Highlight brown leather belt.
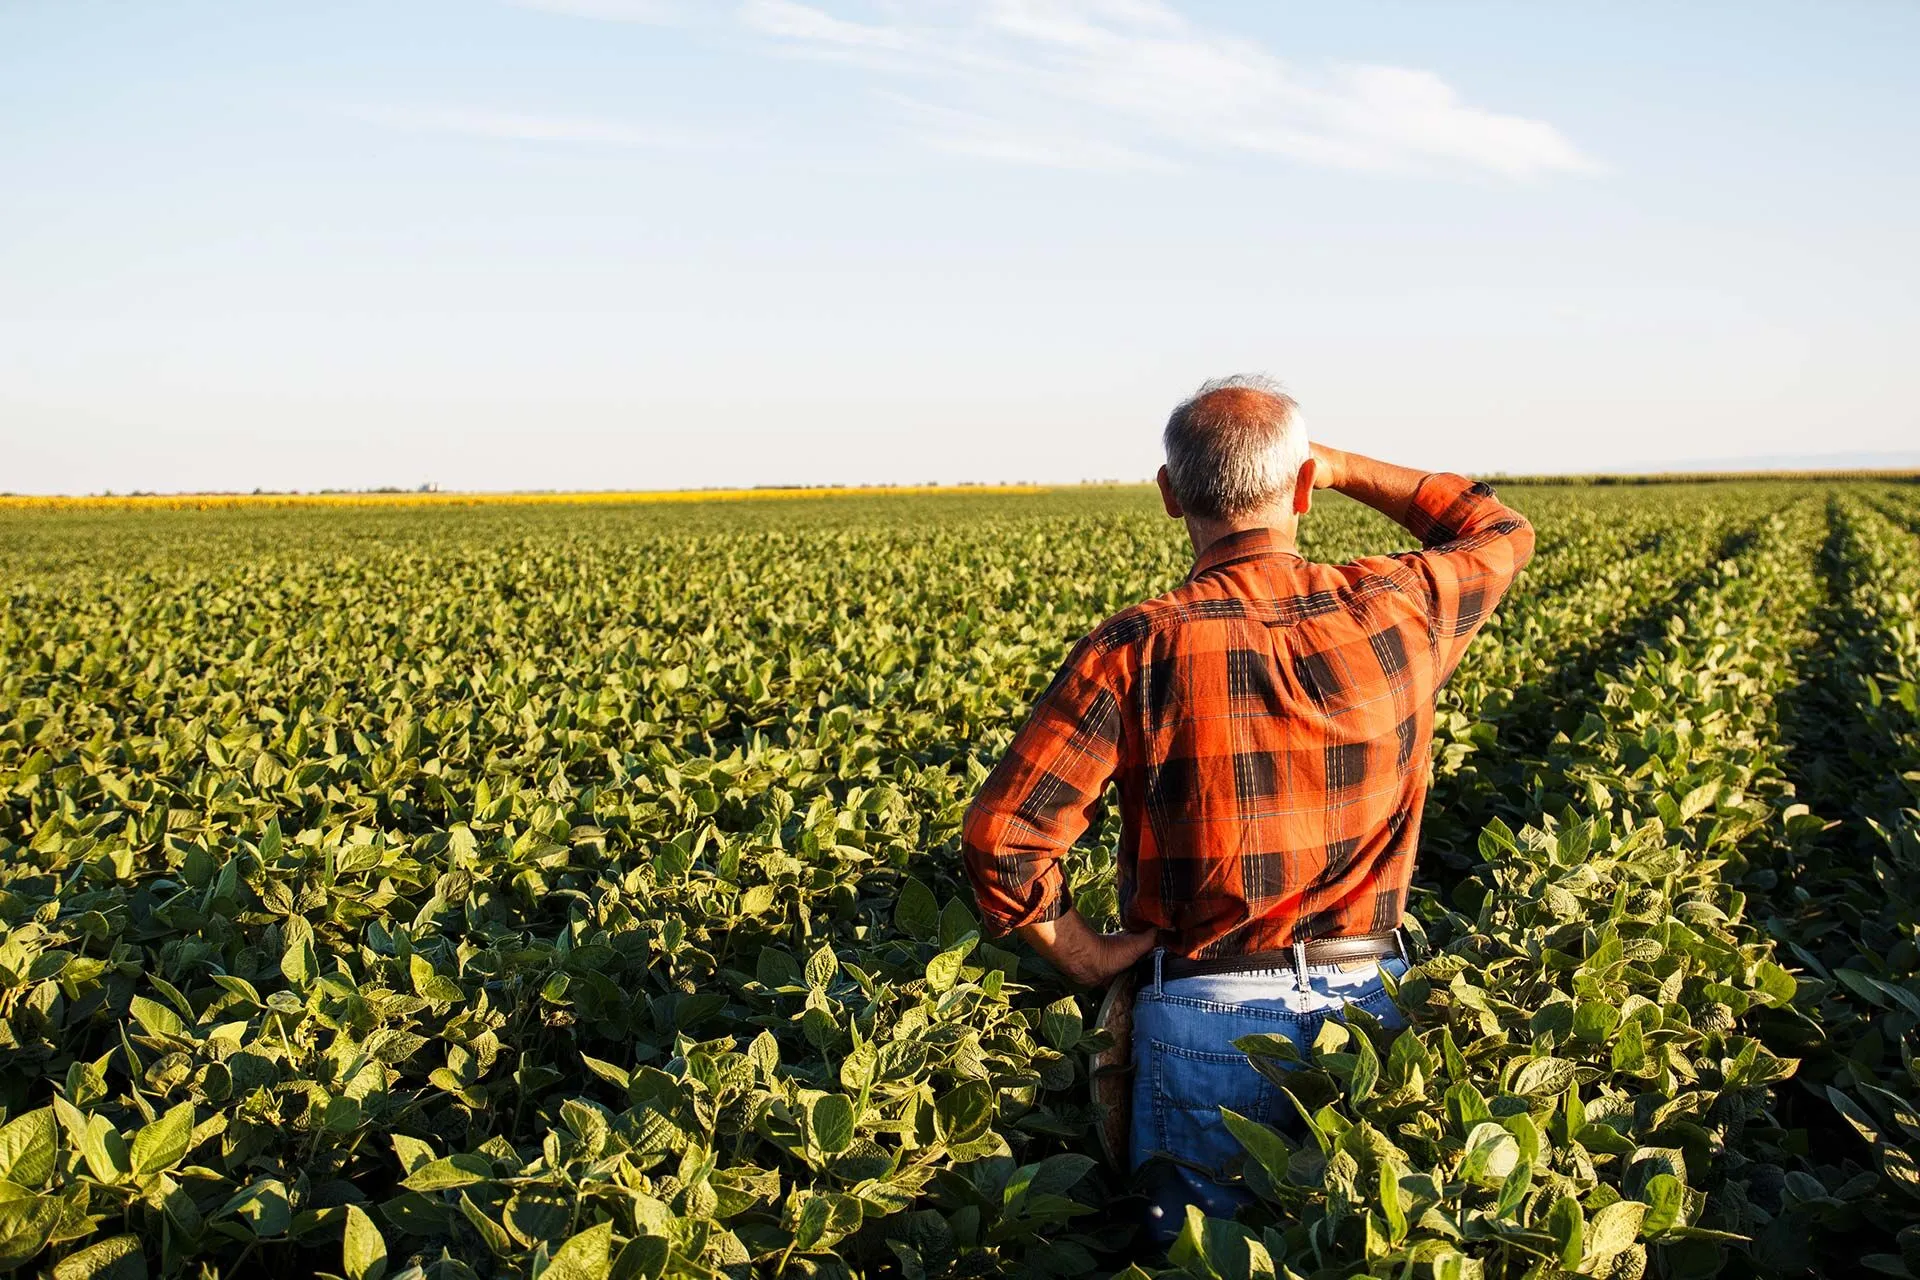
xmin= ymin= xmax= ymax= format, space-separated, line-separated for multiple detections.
xmin=1158 ymin=930 xmax=1404 ymax=980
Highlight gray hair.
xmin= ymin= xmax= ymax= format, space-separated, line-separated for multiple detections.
xmin=1162 ymin=375 xmax=1309 ymax=521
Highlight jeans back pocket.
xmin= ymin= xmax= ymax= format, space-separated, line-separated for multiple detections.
xmin=1149 ymin=1039 xmax=1276 ymax=1178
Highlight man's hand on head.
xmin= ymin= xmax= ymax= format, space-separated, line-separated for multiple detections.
xmin=1015 ymin=910 xmax=1159 ymax=988
xmin=1309 ymin=442 xmax=1345 ymax=490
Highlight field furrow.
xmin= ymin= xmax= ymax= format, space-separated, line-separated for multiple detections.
xmin=1760 ymin=495 xmax=1920 ymax=1271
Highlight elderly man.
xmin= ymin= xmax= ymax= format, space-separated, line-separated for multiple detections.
xmin=961 ymin=375 xmax=1533 ymax=1239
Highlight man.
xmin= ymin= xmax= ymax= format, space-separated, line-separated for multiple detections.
xmin=960 ymin=375 xmax=1534 ymax=1239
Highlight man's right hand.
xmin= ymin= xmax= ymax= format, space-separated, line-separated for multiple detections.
xmin=1309 ymin=442 xmax=1346 ymax=490
xmin=1307 ymin=442 xmax=1429 ymax=529
xmin=1016 ymin=911 xmax=1159 ymax=988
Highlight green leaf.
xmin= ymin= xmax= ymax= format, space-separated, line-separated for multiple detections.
xmin=579 ymin=1055 xmax=630 ymax=1090
xmin=1585 ymin=1198 xmax=1648 ymax=1260
xmin=935 ymin=1080 xmax=992 ymax=1144
xmin=458 ymin=1194 xmax=515 ymax=1257
xmin=894 ymin=878 xmax=939 ymax=940
xmin=391 ymin=1133 xmax=436 ymax=1174
xmin=342 ymin=1203 xmax=388 ymax=1280
xmin=126 ymin=995 xmax=186 ymax=1040
xmin=1039 ymin=996 xmax=1083 ymax=1050
xmin=1232 ymin=1033 xmax=1302 ymax=1064
xmin=1028 ymin=1153 xmax=1096 ymax=1197
xmin=1611 ymin=1018 xmax=1648 ymax=1075
xmin=0 ymin=1194 xmax=62 ymax=1272
xmin=792 ymin=1194 xmax=831 ymax=1250
xmin=1547 ymin=1194 xmax=1584 ymax=1267
xmin=0 ymin=1109 xmax=57 ymax=1188
xmin=839 ymin=1040 xmax=878 ymax=1092
xmin=925 ymin=936 xmax=976 ymax=993
xmin=805 ymin=944 xmax=839 ymax=990
xmin=1445 ymin=1081 xmax=1492 ymax=1132
xmin=223 ymin=1178 xmax=291 ymax=1238
xmin=1348 ymin=1027 xmax=1380 ymax=1104
xmin=281 ymin=919 xmax=317 ymax=989
xmin=1439 ymin=1025 xmax=1467 ymax=1081
xmin=504 ymin=1190 xmax=571 ymax=1249
xmin=1222 ymin=1108 xmax=1293 ymax=1185
xmin=1511 ymin=1057 xmax=1577 ymax=1097
xmin=1826 ymin=1086 xmax=1881 ymax=1142
xmin=129 ymin=1102 xmax=194 ymax=1177
xmin=1379 ymin=1160 xmax=1408 ymax=1243
xmin=938 ymin=897 xmax=978 ymax=947
xmin=1494 ymin=1159 xmax=1533 ymax=1219
xmin=1460 ymin=1121 xmax=1519 ymax=1188
xmin=749 ymin=1030 xmax=780 ymax=1079
xmin=1573 ymin=1000 xmax=1619 ymax=1042
xmin=400 ymin=1153 xmax=493 ymax=1192
xmin=1642 ymin=1172 xmax=1685 ymax=1235
xmin=810 ymin=1094 xmax=855 ymax=1154
xmin=756 ymin=948 xmax=803 ymax=989
xmin=1166 ymin=1205 xmax=1216 ymax=1279
xmin=1503 ymin=1110 xmax=1543 ymax=1166
xmin=1679 ymin=780 xmax=1721 ymax=820
xmin=57 ymin=1103 xmax=129 ymax=1184
xmin=1753 ymin=959 xmax=1799 ymax=1007
xmin=544 ymin=1221 xmax=614 ymax=1280
xmin=49 ymin=1232 xmax=144 ymax=1280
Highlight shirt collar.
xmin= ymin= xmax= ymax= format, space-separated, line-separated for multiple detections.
xmin=1188 ymin=527 xmax=1303 ymax=582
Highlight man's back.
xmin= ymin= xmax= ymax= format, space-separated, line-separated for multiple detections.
xmin=964 ymin=472 xmax=1533 ymax=957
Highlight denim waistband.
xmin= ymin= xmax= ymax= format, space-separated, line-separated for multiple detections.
xmin=1144 ymin=947 xmax=1406 ymax=998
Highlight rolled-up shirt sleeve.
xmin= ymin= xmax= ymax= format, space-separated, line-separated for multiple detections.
xmin=1378 ymin=473 xmax=1535 ymax=680
xmin=962 ymin=637 xmax=1125 ymax=936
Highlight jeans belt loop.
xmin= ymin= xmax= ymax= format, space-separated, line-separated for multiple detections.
xmin=1292 ymin=940 xmax=1308 ymax=989
xmin=1394 ymin=927 xmax=1411 ymax=966
xmin=1151 ymin=946 xmax=1165 ymax=996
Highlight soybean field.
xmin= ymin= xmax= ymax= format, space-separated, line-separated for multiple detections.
xmin=3 ymin=481 xmax=1919 ymax=1280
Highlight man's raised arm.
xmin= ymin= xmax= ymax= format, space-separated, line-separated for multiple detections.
xmin=1311 ymin=443 xmax=1536 ymax=677
xmin=961 ymin=637 xmax=1158 ymax=986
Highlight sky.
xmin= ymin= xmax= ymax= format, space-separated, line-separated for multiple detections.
xmin=3 ymin=0 xmax=1917 ymax=494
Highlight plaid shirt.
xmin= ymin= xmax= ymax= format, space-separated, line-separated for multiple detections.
xmin=962 ymin=473 xmax=1534 ymax=958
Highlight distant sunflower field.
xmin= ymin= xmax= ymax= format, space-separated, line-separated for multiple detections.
xmin=2 ymin=482 xmax=1917 ymax=1279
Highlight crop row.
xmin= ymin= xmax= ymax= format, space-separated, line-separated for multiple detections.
xmin=1752 ymin=495 xmax=1920 ymax=1274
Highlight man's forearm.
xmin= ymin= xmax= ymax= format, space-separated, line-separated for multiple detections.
xmin=1015 ymin=910 xmax=1158 ymax=988
xmin=1313 ymin=444 xmax=1431 ymax=531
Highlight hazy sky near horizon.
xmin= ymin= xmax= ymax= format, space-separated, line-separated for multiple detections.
xmin=3 ymin=1 xmax=1916 ymax=494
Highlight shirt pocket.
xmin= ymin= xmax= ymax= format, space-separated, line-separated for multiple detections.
xmin=1148 ymin=1040 xmax=1277 ymax=1179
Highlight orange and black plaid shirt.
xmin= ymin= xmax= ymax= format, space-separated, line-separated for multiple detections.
xmin=962 ymin=473 xmax=1534 ymax=958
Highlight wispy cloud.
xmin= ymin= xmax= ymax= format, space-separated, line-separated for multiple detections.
xmin=891 ymin=97 xmax=1173 ymax=173
xmin=738 ymin=0 xmax=910 ymax=50
xmin=731 ymin=0 xmax=1602 ymax=178
xmin=475 ymin=0 xmax=1599 ymax=177
xmin=340 ymin=104 xmax=698 ymax=147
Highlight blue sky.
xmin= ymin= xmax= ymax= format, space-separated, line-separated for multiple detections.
xmin=3 ymin=1 xmax=1916 ymax=493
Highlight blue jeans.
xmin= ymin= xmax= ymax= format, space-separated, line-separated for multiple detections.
xmin=1128 ymin=950 xmax=1409 ymax=1244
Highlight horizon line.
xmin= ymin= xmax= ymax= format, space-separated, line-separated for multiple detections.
xmin=6 ymin=467 xmax=1920 ymax=509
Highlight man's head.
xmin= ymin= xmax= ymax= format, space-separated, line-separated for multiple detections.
xmin=1158 ymin=375 xmax=1313 ymax=535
